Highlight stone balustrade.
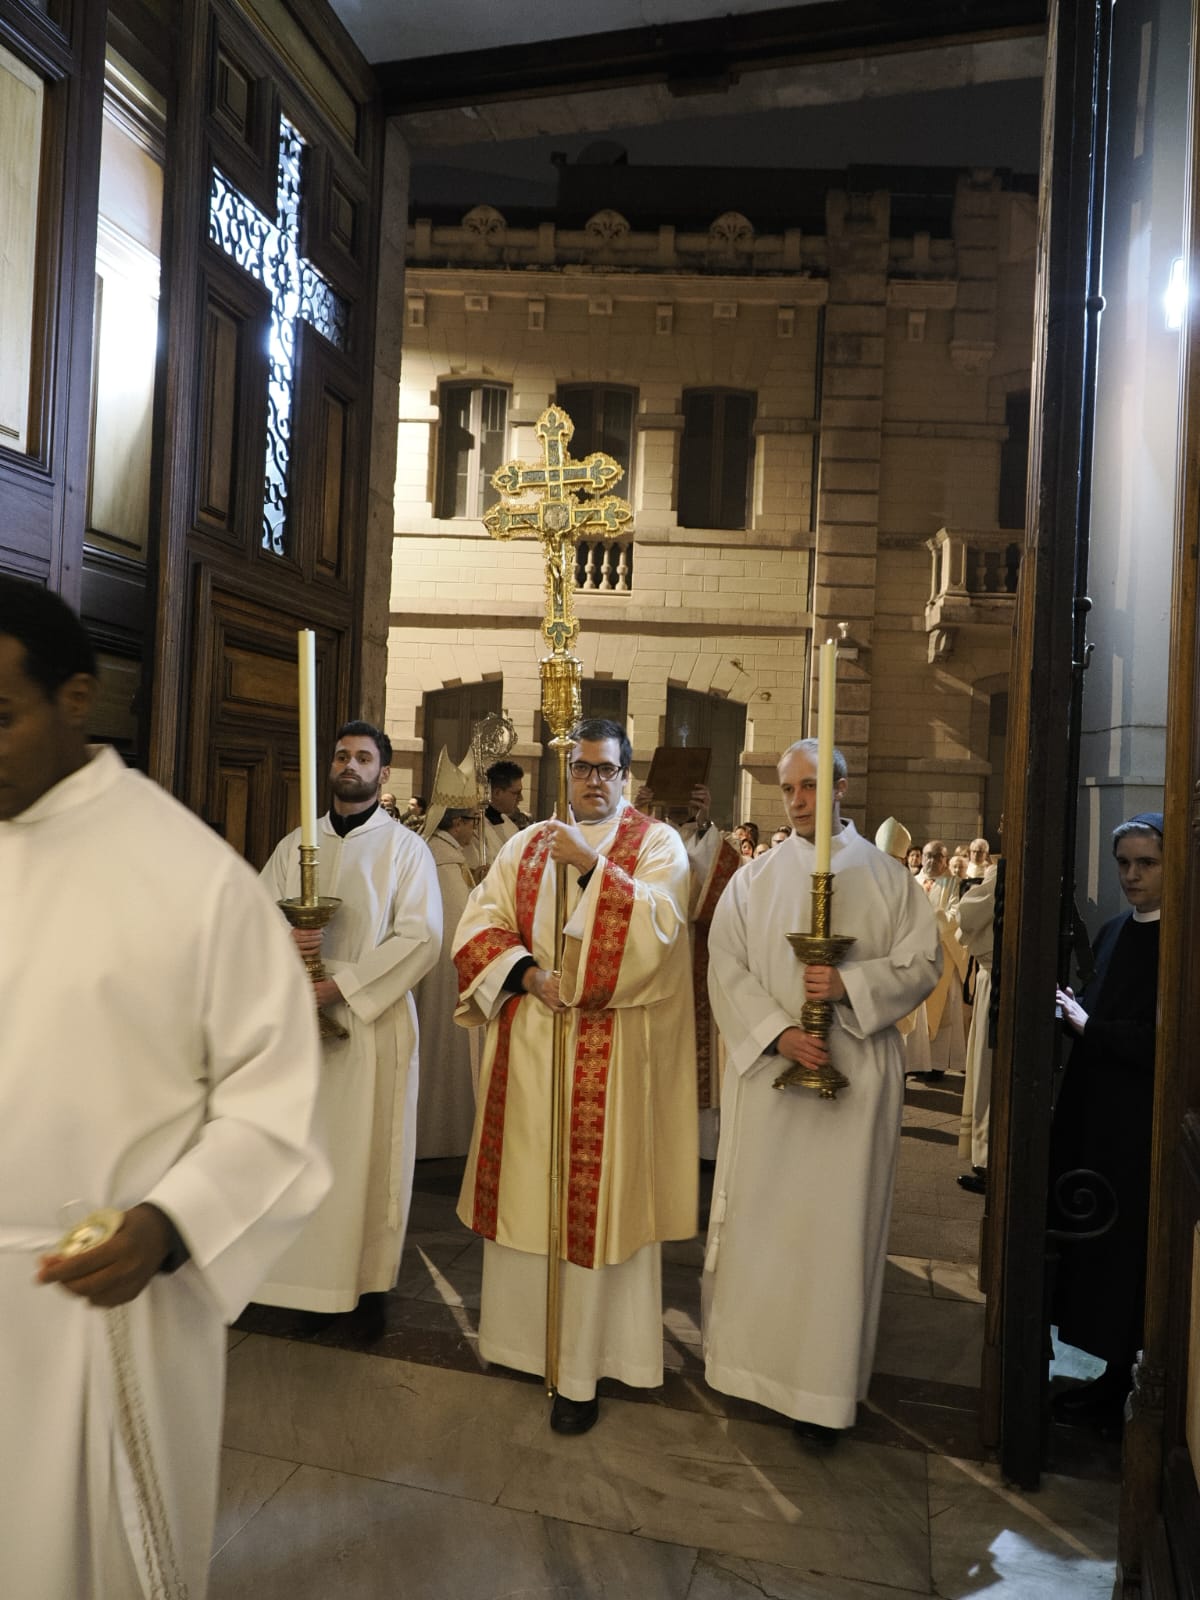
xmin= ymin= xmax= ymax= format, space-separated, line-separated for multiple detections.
xmin=925 ymin=527 xmax=1021 ymax=661
xmin=575 ymin=538 xmax=634 ymax=594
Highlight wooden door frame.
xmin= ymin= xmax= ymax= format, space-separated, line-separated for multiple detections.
xmin=1122 ymin=3 xmax=1200 ymax=1590
xmin=980 ymin=0 xmax=1112 ymax=1489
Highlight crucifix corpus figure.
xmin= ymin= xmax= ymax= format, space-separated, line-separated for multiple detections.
xmin=450 ymin=406 xmax=699 ymax=1436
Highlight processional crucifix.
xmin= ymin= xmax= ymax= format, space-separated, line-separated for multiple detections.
xmin=482 ymin=404 xmax=632 ymax=1398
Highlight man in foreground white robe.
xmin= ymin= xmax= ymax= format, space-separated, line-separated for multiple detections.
xmin=453 ymin=719 xmax=697 ymax=1433
xmin=259 ymin=721 xmax=440 ymax=1325
xmin=704 ymin=739 xmax=941 ymax=1443
xmin=0 ymin=578 xmax=328 ymax=1600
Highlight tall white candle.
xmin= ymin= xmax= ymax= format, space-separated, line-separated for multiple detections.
xmin=298 ymin=629 xmax=318 ymax=848
xmin=814 ymin=636 xmax=837 ymax=874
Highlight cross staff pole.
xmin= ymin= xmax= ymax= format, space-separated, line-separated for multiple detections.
xmin=483 ymin=405 xmax=632 ymax=1398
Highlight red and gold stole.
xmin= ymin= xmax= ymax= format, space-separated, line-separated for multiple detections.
xmin=690 ymin=835 xmax=740 ymax=1109
xmin=463 ymin=826 xmax=554 ymax=1240
xmin=565 ymin=805 xmax=652 ymax=1267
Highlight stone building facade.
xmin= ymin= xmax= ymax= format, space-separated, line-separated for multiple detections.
xmin=386 ymin=168 xmax=1035 ymax=845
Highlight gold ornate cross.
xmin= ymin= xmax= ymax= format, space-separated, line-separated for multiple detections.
xmin=483 ymin=405 xmax=632 ymax=654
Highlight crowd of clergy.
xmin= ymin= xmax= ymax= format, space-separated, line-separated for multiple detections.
xmin=2 ymin=573 xmax=1158 ymax=1598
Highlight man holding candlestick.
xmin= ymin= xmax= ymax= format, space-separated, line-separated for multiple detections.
xmin=703 ymin=737 xmax=941 ymax=1446
xmin=259 ymin=720 xmax=441 ymax=1334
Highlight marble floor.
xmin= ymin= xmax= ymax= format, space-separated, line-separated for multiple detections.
xmin=218 ymin=1072 xmax=1120 ymax=1598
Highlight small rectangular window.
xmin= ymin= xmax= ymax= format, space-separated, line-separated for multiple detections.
xmin=678 ymin=389 xmax=756 ymax=530
xmin=556 ymin=384 xmax=636 ymax=493
xmin=435 ymin=382 xmax=509 ymax=519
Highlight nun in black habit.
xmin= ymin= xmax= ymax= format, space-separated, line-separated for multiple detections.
xmin=1049 ymin=812 xmax=1163 ymax=1431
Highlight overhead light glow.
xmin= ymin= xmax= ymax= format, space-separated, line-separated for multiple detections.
xmin=1165 ymin=256 xmax=1188 ymax=331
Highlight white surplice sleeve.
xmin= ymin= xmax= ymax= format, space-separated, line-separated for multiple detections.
xmin=707 ymin=870 xmax=796 ymax=1077
xmin=452 ymin=830 xmax=533 ymax=1024
xmin=836 ymin=871 xmax=943 ymax=1040
xmin=144 ymin=859 xmax=329 ymax=1321
xmin=331 ymin=833 xmax=442 ymax=1024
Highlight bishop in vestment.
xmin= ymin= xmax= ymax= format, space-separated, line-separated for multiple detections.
xmin=704 ymin=739 xmax=941 ymax=1443
xmin=0 ymin=579 xmax=328 ymax=1599
xmin=259 ymin=721 xmax=441 ymax=1323
xmin=453 ymin=719 xmax=698 ymax=1433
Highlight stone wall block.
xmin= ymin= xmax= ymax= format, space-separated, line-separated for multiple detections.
xmin=824 ymin=366 xmax=885 ymax=400
xmin=813 ymin=585 xmax=876 ymax=619
xmin=825 ymin=303 xmax=888 ymax=336
xmin=821 ymin=458 xmax=881 ymax=493
xmin=819 ymin=491 xmax=880 ymax=525
xmin=821 ymin=398 xmax=885 ymax=430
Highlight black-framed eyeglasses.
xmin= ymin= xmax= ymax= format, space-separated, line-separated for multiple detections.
xmin=569 ymin=761 xmax=624 ymax=782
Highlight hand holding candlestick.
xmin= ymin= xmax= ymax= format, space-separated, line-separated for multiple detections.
xmin=775 ymin=627 xmax=853 ymax=1097
xmin=279 ymin=629 xmax=347 ymax=1040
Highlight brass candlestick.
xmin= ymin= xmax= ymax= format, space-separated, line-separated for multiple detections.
xmin=775 ymin=871 xmax=854 ymax=1099
xmin=279 ymin=844 xmax=348 ymax=1041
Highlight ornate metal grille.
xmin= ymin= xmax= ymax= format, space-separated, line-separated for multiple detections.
xmin=208 ymin=116 xmax=348 ymax=556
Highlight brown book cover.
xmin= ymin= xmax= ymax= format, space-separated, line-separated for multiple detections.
xmin=644 ymin=746 xmax=711 ymax=808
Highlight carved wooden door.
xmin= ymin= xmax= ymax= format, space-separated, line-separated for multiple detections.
xmin=978 ymin=0 xmax=1110 ymax=1488
xmin=148 ymin=0 xmax=381 ymax=864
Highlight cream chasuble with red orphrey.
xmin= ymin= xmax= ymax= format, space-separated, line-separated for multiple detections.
xmin=453 ymin=803 xmax=698 ymax=1269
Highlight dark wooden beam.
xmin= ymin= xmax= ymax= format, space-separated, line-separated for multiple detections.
xmin=375 ymin=0 xmax=1046 ymax=116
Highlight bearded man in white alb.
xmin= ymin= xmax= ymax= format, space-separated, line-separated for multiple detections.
xmin=0 ymin=577 xmax=327 ymax=1599
xmin=259 ymin=720 xmax=440 ymax=1336
xmin=453 ymin=718 xmax=697 ymax=1435
xmin=704 ymin=739 xmax=941 ymax=1446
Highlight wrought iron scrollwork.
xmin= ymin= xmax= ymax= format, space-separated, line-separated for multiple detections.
xmin=208 ymin=116 xmax=348 ymax=557
xmin=1047 ymin=1167 xmax=1119 ymax=1242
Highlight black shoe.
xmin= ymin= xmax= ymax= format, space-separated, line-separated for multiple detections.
xmin=550 ymin=1393 xmax=600 ymax=1435
xmin=906 ymin=1070 xmax=945 ymax=1084
xmin=957 ymin=1172 xmax=986 ymax=1195
xmin=792 ymin=1419 xmax=844 ymax=1449
xmin=351 ymin=1291 xmax=388 ymax=1342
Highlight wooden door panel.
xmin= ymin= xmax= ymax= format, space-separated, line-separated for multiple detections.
xmin=195 ymin=270 xmax=270 ymax=545
xmin=205 ymin=10 xmax=280 ymax=217
xmin=187 ymin=572 xmax=348 ymax=863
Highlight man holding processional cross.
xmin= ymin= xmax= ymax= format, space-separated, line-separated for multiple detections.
xmin=451 ymin=407 xmax=698 ymax=1434
xmin=703 ymin=674 xmax=942 ymax=1446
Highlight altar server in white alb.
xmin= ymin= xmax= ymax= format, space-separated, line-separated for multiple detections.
xmin=453 ymin=719 xmax=698 ymax=1435
xmin=0 ymin=577 xmax=328 ymax=1600
xmin=259 ymin=720 xmax=441 ymax=1333
xmin=415 ymin=747 xmax=483 ymax=1158
xmin=704 ymin=738 xmax=941 ymax=1446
